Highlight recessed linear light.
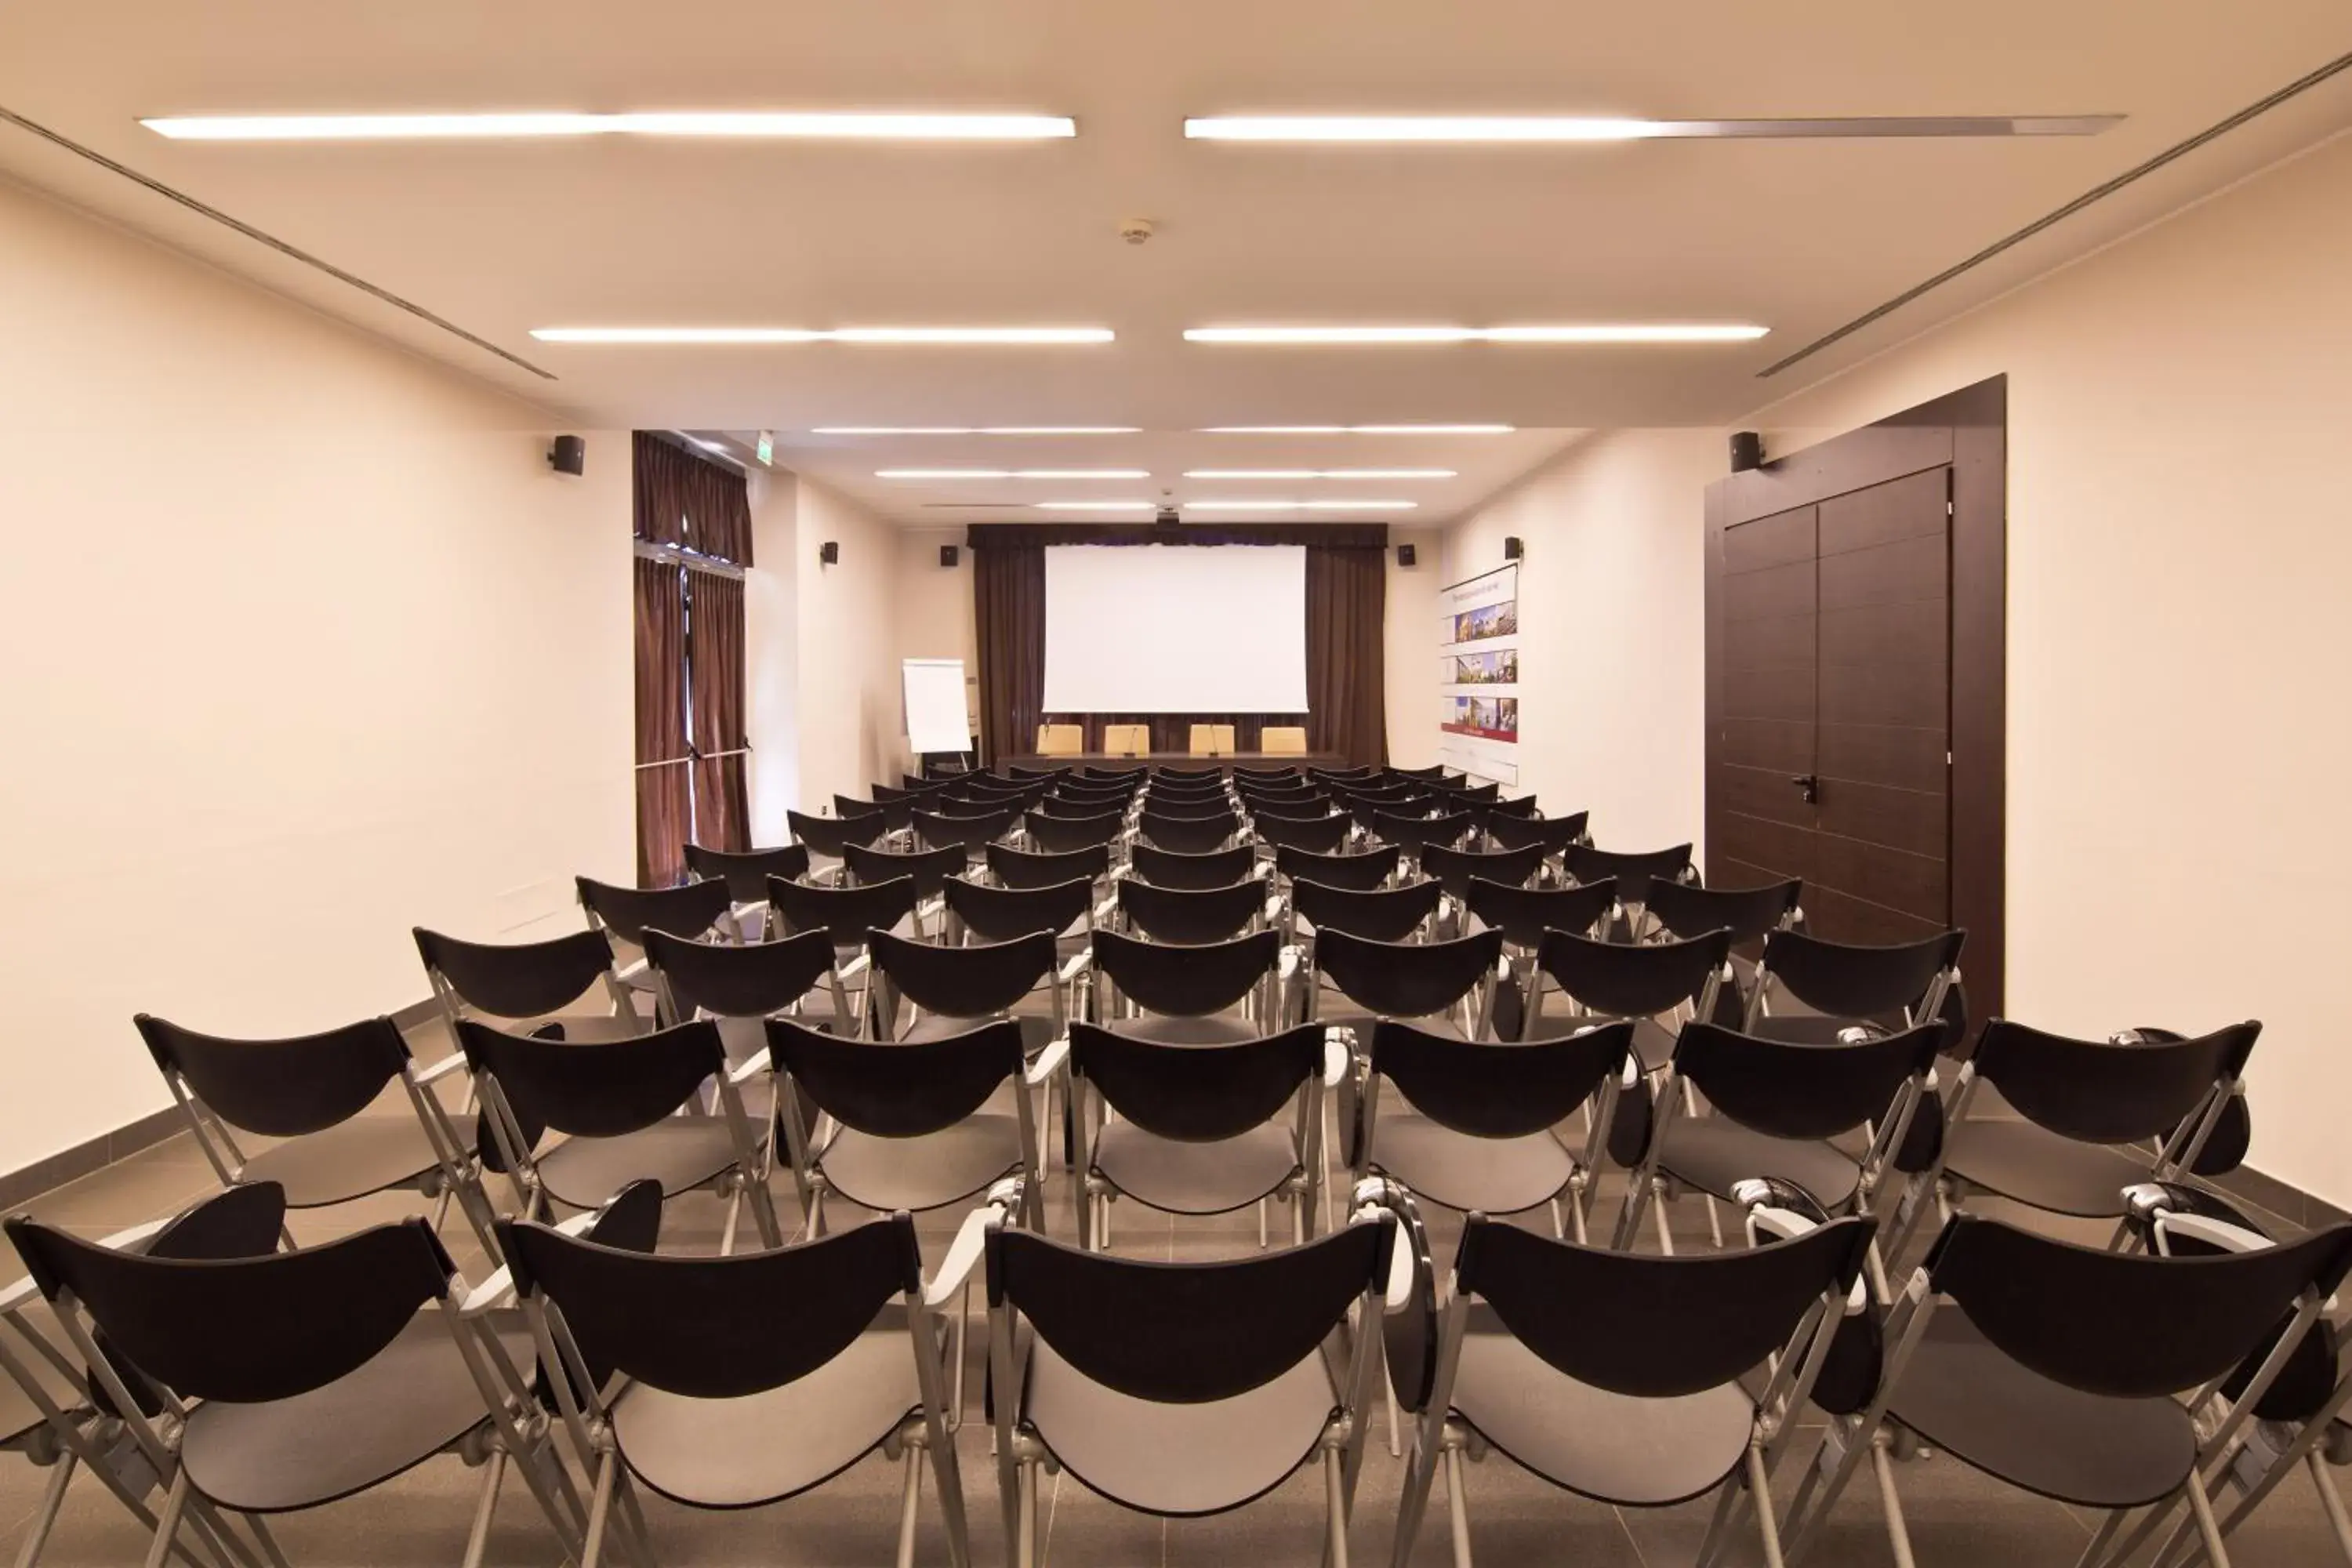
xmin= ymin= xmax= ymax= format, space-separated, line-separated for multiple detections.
xmin=1186 ymin=325 xmax=1766 ymax=345
xmin=1197 ymin=424 xmax=1516 ymax=436
xmin=1182 ymin=114 xmax=2121 ymax=143
xmin=143 ymin=111 xmax=1077 ymax=142
xmin=879 ymin=469 xmax=1150 ymax=481
xmin=1183 ymin=499 xmax=1417 ymax=512
xmin=1034 ymin=501 xmax=1156 ymax=511
xmin=533 ymin=326 xmax=1112 ymax=345
xmin=1184 ymin=468 xmax=1456 ymax=481
xmin=815 ymin=426 xmax=1142 ymax=436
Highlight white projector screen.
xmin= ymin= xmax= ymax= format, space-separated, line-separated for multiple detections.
xmin=1041 ymin=544 xmax=1309 ymax=713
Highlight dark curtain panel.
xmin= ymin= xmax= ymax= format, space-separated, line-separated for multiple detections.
xmin=1305 ymin=543 xmax=1388 ymax=767
xmin=633 ymin=557 xmax=692 ymax=885
xmin=972 ymin=541 xmax=1047 ymax=767
xmin=687 ymin=568 xmax=751 ymax=853
xmin=633 ymin=431 xmax=754 ymax=565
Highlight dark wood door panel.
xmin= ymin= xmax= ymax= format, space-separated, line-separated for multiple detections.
xmin=1712 ymin=812 xmax=1817 ymax=881
xmin=1714 ymin=762 xmax=1816 ymax=827
xmin=1720 ymin=718 xmax=1817 ymax=775
xmin=1817 ymin=723 xmax=1947 ymax=794
xmin=1715 ymin=858 xmax=1798 ymax=895
xmin=1817 ymin=779 xmax=1947 ymax=858
xmin=1813 ymin=834 xmax=1947 ymax=924
xmin=1818 ymin=468 xmax=1948 ymax=557
xmin=1818 ymin=601 xmax=1949 ymax=673
xmin=1722 ymin=609 xmax=1817 ymax=668
xmin=1819 ymin=534 xmax=1947 ymax=612
xmin=1723 ymin=558 xmax=1817 ymax=622
xmin=1723 ymin=662 xmax=1816 ymax=724
xmin=1723 ymin=506 xmax=1817 ymax=574
xmin=1819 ymin=659 xmax=1947 ymax=729
xmin=1803 ymin=886 xmax=1949 ymax=946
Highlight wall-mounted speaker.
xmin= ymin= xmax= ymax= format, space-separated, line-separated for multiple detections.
xmin=818 ymin=541 xmax=840 ymax=565
xmin=939 ymin=544 xmax=961 ymax=568
xmin=546 ymin=434 xmax=585 ymax=475
xmin=1397 ymin=543 xmax=1417 ymax=568
xmin=1503 ymin=536 xmax=1524 ymax=561
xmin=1730 ymin=430 xmax=1765 ymax=472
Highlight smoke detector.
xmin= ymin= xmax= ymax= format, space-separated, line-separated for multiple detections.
xmin=1119 ymin=217 xmax=1156 ymax=245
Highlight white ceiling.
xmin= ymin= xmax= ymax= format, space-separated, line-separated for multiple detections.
xmin=4 ymin=2 xmax=2348 ymax=524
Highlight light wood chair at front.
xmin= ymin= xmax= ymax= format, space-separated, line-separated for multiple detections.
xmin=1189 ymin=723 xmax=1237 ymax=757
xmin=1036 ymin=723 xmax=1085 ymax=757
xmin=1261 ymin=726 xmax=1308 ymax=756
xmin=1103 ymin=723 xmax=1152 ymax=756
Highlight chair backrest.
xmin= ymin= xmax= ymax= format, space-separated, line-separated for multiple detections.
xmin=1565 ymin=842 xmax=1693 ymax=902
xmin=136 ymin=1014 xmax=409 ymax=1139
xmin=1056 ymin=776 xmax=1138 ymax=802
xmin=913 ymin=807 xmax=1016 ymax=852
xmin=868 ymin=927 xmax=1056 ymax=1019
xmin=1484 ymin=811 xmax=1588 ymax=855
xmin=1238 ymin=787 xmax=1327 ymax=811
xmin=1024 ymin=809 xmax=1125 ymax=855
xmin=986 ymin=841 xmax=1110 ymax=890
xmin=1155 ymin=766 xmax=1223 ymax=784
xmin=944 ymin=874 xmax=1092 ymax=945
xmin=1188 ymin=724 xmax=1237 ymax=757
xmin=1070 ymin=1022 xmax=1323 ymax=1142
xmin=1093 ymin=927 xmax=1278 ymax=1018
xmin=1130 ymin=841 xmax=1258 ymax=890
xmin=1671 ymin=1021 xmax=1944 ymax=1142
xmin=1276 ymin=843 xmax=1399 ymax=892
xmin=833 ymin=793 xmax=887 ymax=822
xmin=768 ymin=1017 xmax=1025 ymax=1138
xmin=1372 ymin=809 xmax=1473 ymax=855
xmin=1102 ymin=723 xmax=1152 ymax=756
xmin=685 ymin=843 xmax=812 ymax=903
xmin=1146 ymin=779 xmax=1230 ymax=806
xmin=1461 ymin=877 xmax=1617 ymax=950
xmin=1646 ymin=877 xmax=1802 ymax=946
xmin=1232 ymin=766 xmax=1304 ymax=786
xmin=1755 ymin=927 xmax=1965 ymax=1021
xmin=644 ymin=928 xmax=836 ymax=1019
xmin=457 ymin=1018 xmax=727 ymax=1138
xmin=1252 ymin=811 xmax=1354 ymax=855
xmin=1925 ymin=1214 xmax=2352 ymax=1400
xmin=768 ymin=873 xmax=918 ymax=948
xmin=1037 ymin=723 xmax=1086 ymax=757
xmin=987 ymin=1219 xmax=1390 ymax=1403
xmin=1454 ymin=1214 xmax=1873 ymax=1399
xmin=1971 ymin=1018 xmax=2260 ymax=1145
xmin=576 ymin=876 xmax=735 ymax=948
xmin=1370 ymin=1019 xmax=1631 ymax=1139
xmin=1139 ymin=813 xmax=1240 ymax=855
xmin=1007 ymin=764 xmax=1071 ymax=782
xmin=414 ymin=926 xmax=618 ymax=1021
xmin=1031 ymin=794 xmax=1121 ymax=821
xmin=5 ymin=1211 xmax=456 ymax=1406
xmin=786 ymin=808 xmax=885 ymax=858
xmin=1418 ymin=841 xmax=1546 ymax=901
xmin=1261 ymin=726 xmax=1308 ymax=755
xmin=1389 ymin=764 xmax=1450 ymax=782
xmin=1118 ymin=877 xmax=1265 ymax=945
xmin=1535 ymin=927 xmax=1731 ymax=1021
xmin=1484 ymin=793 xmax=1542 ymax=819
xmin=1316 ymin=927 xmax=1502 ymax=1020
xmin=499 ymin=1211 xmax=920 ymax=1400
xmin=842 ymin=840 xmax=966 ymax=900
xmin=1294 ymin=877 xmax=1441 ymax=942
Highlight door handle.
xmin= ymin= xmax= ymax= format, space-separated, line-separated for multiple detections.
xmin=1790 ymin=774 xmax=1819 ymax=804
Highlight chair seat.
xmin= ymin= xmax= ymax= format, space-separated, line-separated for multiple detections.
xmin=1653 ymin=1116 xmax=1861 ymax=1210
xmin=615 ymin=1317 xmax=924 ymax=1508
xmin=1023 ymin=1337 xmax=1336 ymax=1516
xmin=817 ymin=1115 xmax=1025 ymax=1214
xmin=1450 ymin=1324 xmax=1754 ymax=1507
xmin=1367 ymin=1112 xmax=1573 ymax=1215
xmin=535 ymin=1117 xmax=751 ymax=1211
xmin=1323 ymin=1012 xmax=1467 ymax=1043
xmin=1109 ymin=1016 xmax=1261 ymax=1045
xmin=181 ymin=1312 xmax=533 ymax=1512
xmin=1889 ymin=1305 xmax=2197 ymax=1508
xmin=238 ymin=1112 xmax=454 ymax=1209
xmin=1940 ymin=1119 xmax=2158 ymax=1219
xmin=1092 ymin=1121 xmax=1299 ymax=1214
xmin=517 ymin=1014 xmax=649 ymax=1045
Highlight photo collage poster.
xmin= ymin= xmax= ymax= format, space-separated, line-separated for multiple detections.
xmin=1436 ymin=561 xmax=1519 ymax=784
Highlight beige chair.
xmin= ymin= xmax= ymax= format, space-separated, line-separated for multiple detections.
xmin=1261 ymin=726 xmax=1308 ymax=756
xmin=1036 ymin=723 xmax=1085 ymax=757
xmin=1189 ymin=724 xmax=1237 ymax=757
xmin=1103 ymin=723 xmax=1152 ymax=757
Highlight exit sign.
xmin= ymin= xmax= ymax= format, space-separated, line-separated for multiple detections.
xmin=755 ymin=430 xmax=774 ymax=466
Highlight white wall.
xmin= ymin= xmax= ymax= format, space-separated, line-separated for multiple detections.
xmin=0 ymin=176 xmax=633 ymax=1172
xmin=1384 ymin=528 xmax=1444 ymax=768
xmin=788 ymin=478 xmax=908 ymax=806
xmin=1441 ymin=430 xmax=1722 ymax=850
xmin=743 ymin=468 xmax=803 ymax=841
xmin=1744 ymin=130 xmax=2352 ymax=1205
xmin=897 ymin=527 xmax=980 ymax=750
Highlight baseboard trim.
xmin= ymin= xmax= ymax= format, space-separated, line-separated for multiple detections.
xmin=2209 ymin=1163 xmax=2350 ymax=1232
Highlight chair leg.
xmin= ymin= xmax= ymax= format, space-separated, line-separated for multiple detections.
xmin=1548 ymin=1197 xmax=1566 ymax=1240
xmin=459 ymin=1448 xmax=506 ymax=1568
xmin=1260 ymin=1197 xmax=1270 ymax=1250
xmin=1324 ymin=1446 xmax=1351 ymax=1568
xmin=143 ymin=1470 xmax=193 ymax=1568
xmin=580 ymin=1452 xmax=619 ymax=1568
xmin=895 ymin=1444 xmax=924 ymax=1568
xmin=1651 ymin=1181 xmax=1677 ymax=1256
xmin=2313 ymin=1452 xmax=2352 ymax=1566
xmin=1869 ymin=1437 xmax=1919 ymax=1568
xmin=1749 ymin=1443 xmax=1789 ymax=1568
xmin=1016 ymin=1460 xmax=1040 ymax=1568
xmin=2183 ymin=1472 xmax=2234 ymax=1568
xmin=1443 ymin=1444 xmax=1475 ymax=1568
xmin=13 ymin=1450 xmax=77 ymax=1568
xmin=2073 ymin=1508 xmax=2130 ymax=1568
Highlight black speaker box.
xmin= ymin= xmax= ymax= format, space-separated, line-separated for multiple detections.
xmin=1730 ymin=430 xmax=1765 ymax=472
xmin=819 ymin=541 xmax=840 ymax=565
xmin=1503 ymin=536 xmax=1523 ymax=561
xmin=940 ymin=544 xmax=961 ymax=568
xmin=546 ymin=434 xmax=585 ymax=475
xmin=1397 ymin=543 xmax=1417 ymax=567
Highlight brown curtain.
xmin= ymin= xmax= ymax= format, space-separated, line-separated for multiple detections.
xmin=973 ymin=541 xmax=1047 ymax=768
xmin=633 ymin=557 xmax=692 ymax=884
xmin=1305 ymin=543 xmax=1388 ymax=767
xmin=633 ymin=431 xmax=753 ymax=565
xmin=687 ymin=569 xmax=751 ymax=853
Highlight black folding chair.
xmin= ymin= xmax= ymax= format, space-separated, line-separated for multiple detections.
xmin=1743 ymin=926 xmax=1965 ymax=1045
xmin=416 ymin=926 xmax=644 ymax=1043
xmin=766 ymin=872 xmax=919 ymax=1019
xmin=1138 ymin=812 xmax=1240 ymax=855
xmin=786 ymin=808 xmax=884 ymax=882
xmin=643 ymin=924 xmax=848 ymax=1062
xmin=1419 ymin=841 xmax=1546 ymax=906
xmin=1130 ymin=841 xmax=1258 ymax=890
xmin=866 ymin=927 xmax=1065 ymax=1047
xmin=946 ymin=874 xmax=1098 ymax=967
xmin=685 ymin=842 xmax=812 ymax=937
xmin=1483 ymin=810 xmax=1588 ymax=858
xmin=986 ymin=840 xmax=1111 ymax=891
xmin=575 ymin=877 xmax=739 ymax=1012
xmin=1116 ymin=877 xmax=1268 ymax=944
xmin=1526 ymin=927 xmax=1731 ymax=1069
xmin=1307 ymin=927 xmax=1503 ymax=1040
xmin=1275 ymin=843 xmax=1400 ymax=893
xmin=1564 ymin=842 xmax=1694 ymax=917
xmin=1024 ymin=809 xmax=1126 ymax=855
xmin=1290 ymin=877 xmax=1442 ymax=946
xmin=1252 ymin=811 xmax=1355 ymax=857
xmin=1089 ymin=928 xmax=1282 ymax=1044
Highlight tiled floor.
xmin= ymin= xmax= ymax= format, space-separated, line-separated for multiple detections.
xmin=2 ymin=1021 xmax=2343 ymax=1566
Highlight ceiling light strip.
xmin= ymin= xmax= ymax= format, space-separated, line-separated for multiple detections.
xmin=1196 ymin=425 xmax=1516 ymax=435
xmin=1187 ymin=325 xmax=1766 ymax=344
xmin=532 ymin=326 xmax=1112 ymax=345
xmin=1182 ymin=469 xmax=1455 ymax=480
xmin=1183 ymin=499 xmax=1417 ymax=511
xmin=879 ymin=469 xmax=1149 ymax=480
xmin=1183 ymin=114 xmax=2120 ymax=143
xmin=813 ymin=426 xmax=1141 ymax=436
xmin=143 ymin=111 xmax=1077 ymax=141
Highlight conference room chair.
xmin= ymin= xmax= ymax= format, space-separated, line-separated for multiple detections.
xmin=1031 ymin=792 xmax=1124 ymax=822
xmin=1138 ymin=813 xmax=1240 ymax=856
xmin=1036 ymin=721 xmax=1086 ymax=757
xmin=1141 ymin=793 xmax=1240 ymax=821
xmin=1526 ymin=927 xmax=1733 ymax=1070
xmin=1008 ymin=762 xmax=1072 ymax=782
xmin=765 ymin=871 xmax=920 ymax=1023
xmin=1462 ymin=876 xmax=1618 ymax=957
xmin=1064 ymin=1020 xmax=1342 ymax=1253
xmin=985 ymin=1200 xmax=1396 ymax=1568
xmin=1100 ymin=723 xmax=1152 ymax=757
xmin=1370 ymin=808 xmax=1475 ymax=867
xmin=786 ymin=807 xmax=887 ymax=884
xmin=1611 ymin=1019 xmax=1943 ymax=1265
xmin=415 ymin=925 xmax=645 ymax=1044
xmin=1311 ymin=765 xmax=1383 ymax=783
xmin=574 ymin=875 xmax=740 ymax=1011
xmin=1116 ymin=874 xmax=1269 ymax=945
xmin=1305 ymin=927 xmax=1503 ymax=1041
xmin=1391 ymin=1203 xmax=1877 ymax=1568
xmin=1644 ymin=877 xmax=1804 ymax=952
xmin=1144 ymin=782 xmax=1230 ymax=811
xmin=132 ymin=1011 xmax=501 ymax=1261
xmin=685 ymin=841 xmax=812 ymax=938
xmin=5 ymin=1185 xmax=590 ymax=1568
xmin=1389 ymin=764 xmax=1454 ymax=782
xmin=1289 ymin=875 xmax=1443 ymax=951
xmin=1237 ymin=786 xmax=1329 ymax=814
xmin=1482 ymin=792 xmax=1543 ymax=818
xmin=1782 ymin=1210 xmax=2352 ymax=1568
xmin=986 ymin=839 xmax=1112 ymax=893
xmin=1187 ymin=723 xmax=1238 ymax=757
xmin=1232 ymin=764 xmax=1305 ymax=785
xmin=913 ymin=808 xmax=1020 ymax=873
xmin=1483 ymin=808 xmax=1589 ymax=858
xmin=1334 ymin=781 xmax=1423 ymax=809
xmin=949 ymin=780 xmax=1048 ymax=814
xmin=835 ymin=792 xmax=916 ymax=841
xmin=1253 ymin=809 xmax=1355 ymax=857
xmin=1257 ymin=726 xmax=1309 ymax=756
xmin=865 ymin=927 xmax=1064 ymax=1049
xmin=1352 ymin=1019 xmax=1631 ymax=1245
xmin=495 ymin=1204 xmax=974 ymax=1568
xmin=1419 ymin=840 xmax=1547 ymax=907
xmin=1130 ymin=840 xmax=1258 ymax=890
xmin=1024 ymin=806 xmax=1126 ymax=856
xmin=643 ymin=924 xmax=849 ymax=1074
xmin=1090 ymin=927 xmax=1283 ymax=1044
xmin=1446 ymin=780 xmax=1503 ymax=807
xmin=1274 ymin=842 xmax=1401 ymax=894
xmin=841 ymin=839 xmax=966 ymax=918
xmin=1155 ymin=764 xmax=1225 ymax=783
xmin=898 ymin=772 xmax=960 ymax=796
xmin=945 ymin=874 xmax=1098 ymax=967
xmin=1564 ymin=842 xmax=1697 ymax=930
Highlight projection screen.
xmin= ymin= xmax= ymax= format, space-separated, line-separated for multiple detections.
xmin=1040 ymin=544 xmax=1309 ymax=713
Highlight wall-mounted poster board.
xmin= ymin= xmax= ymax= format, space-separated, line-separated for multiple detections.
xmin=1436 ymin=562 xmax=1519 ymax=786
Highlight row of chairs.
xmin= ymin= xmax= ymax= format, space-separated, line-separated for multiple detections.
xmin=1034 ymin=720 xmax=1311 ymax=756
